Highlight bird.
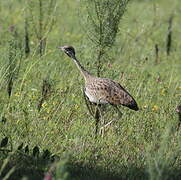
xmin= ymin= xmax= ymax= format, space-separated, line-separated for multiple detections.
xmin=59 ymin=45 xmax=139 ymax=110
xmin=59 ymin=45 xmax=139 ymax=135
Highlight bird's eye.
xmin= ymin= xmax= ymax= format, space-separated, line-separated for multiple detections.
xmin=66 ymin=48 xmax=71 ymax=51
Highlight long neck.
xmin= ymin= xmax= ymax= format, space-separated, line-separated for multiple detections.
xmin=72 ymin=57 xmax=91 ymax=80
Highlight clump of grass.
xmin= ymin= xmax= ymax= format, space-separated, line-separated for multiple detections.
xmin=6 ymin=26 xmax=23 ymax=98
xmin=27 ymin=0 xmax=58 ymax=56
xmin=146 ymin=122 xmax=181 ymax=180
xmin=166 ymin=14 xmax=174 ymax=56
xmin=82 ymin=0 xmax=130 ymax=76
xmin=24 ymin=8 xmax=30 ymax=58
xmin=0 ymin=138 xmax=56 ymax=180
xmin=0 ymin=154 xmax=15 ymax=180
xmin=53 ymin=159 xmax=70 ymax=180
xmin=38 ymin=79 xmax=52 ymax=111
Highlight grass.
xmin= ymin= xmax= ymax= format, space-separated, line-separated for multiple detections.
xmin=0 ymin=0 xmax=181 ymax=179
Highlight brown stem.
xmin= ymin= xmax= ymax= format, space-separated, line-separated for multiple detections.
xmin=97 ymin=48 xmax=104 ymax=77
xmin=25 ymin=16 xmax=30 ymax=57
xmin=155 ymin=44 xmax=159 ymax=64
xmin=166 ymin=14 xmax=173 ymax=56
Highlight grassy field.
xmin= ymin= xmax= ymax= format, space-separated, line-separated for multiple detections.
xmin=0 ymin=0 xmax=181 ymax=179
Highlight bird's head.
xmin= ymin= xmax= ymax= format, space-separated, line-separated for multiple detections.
xmin=58 ymin=45 xmax=76 ymax=59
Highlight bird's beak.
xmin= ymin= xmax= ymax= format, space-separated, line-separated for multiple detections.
xmin=57 ymin=46 xmax=64 ymax=51
xmin=57 ymin=46 xmax=70 ymax=57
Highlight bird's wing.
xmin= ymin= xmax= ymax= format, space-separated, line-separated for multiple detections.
xmin=86 ymin=78 xmax=137 ymax=107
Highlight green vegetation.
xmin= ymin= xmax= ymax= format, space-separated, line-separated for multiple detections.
xmin=0 ymin=0 xmax=181 ymax=179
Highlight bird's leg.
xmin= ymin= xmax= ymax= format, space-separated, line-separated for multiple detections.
xmin=93 ymin=100 xmax=105 ymax=137
xmin=101 ymin=105 xmax=122 ymax=130
xmin=82 ymin=87 xmax=94 ymax=117
xmin=100 ymin=111 xmax=106 ymax=138
xmin=82 ymin=88 xmax=102 ymax=137
xmin=114 ymin=105 xmax=123 ymax=118
xmin=82 ymin=88 xmax=105 ymax=137
xmin=94 ymin=103 xmax=102 ymax=138
xmin=99 ymin=114 xmax=105 ymax=137
xmin=95 ymin=106 xmax=99 ymax=137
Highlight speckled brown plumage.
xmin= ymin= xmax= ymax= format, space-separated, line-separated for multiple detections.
xmin=59 ymin=45 xmax=139 ymax=111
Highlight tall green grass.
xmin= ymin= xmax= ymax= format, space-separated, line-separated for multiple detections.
xmin=0 ymin=0 xmax=181 ymax=179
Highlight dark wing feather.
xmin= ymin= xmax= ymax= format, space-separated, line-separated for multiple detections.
xmin=86 ymin=78 xmax=139 ymax=111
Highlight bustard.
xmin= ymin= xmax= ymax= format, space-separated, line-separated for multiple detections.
xmin=59 ymin=46 xmax=139 ymax=135
xmin=59 ymin=45 xmax=139 ymax=110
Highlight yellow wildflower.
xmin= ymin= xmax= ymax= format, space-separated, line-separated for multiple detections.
xmin=75 ymin=104 xmax=79 ymax=109
xmin=42 ymin=102 xmax=47 ymax=108
xmin=160 ymin=88 xmax=166 ymax=96
xmin=15 ymin=92 xmax=20 ymax=97
xmin=53 ymin=101 xmax=57 ymax=105
xmin=152 ymin=105 xmax=159 ymax=111
xmin=143 ymin=105 xmax=148 ymax=109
